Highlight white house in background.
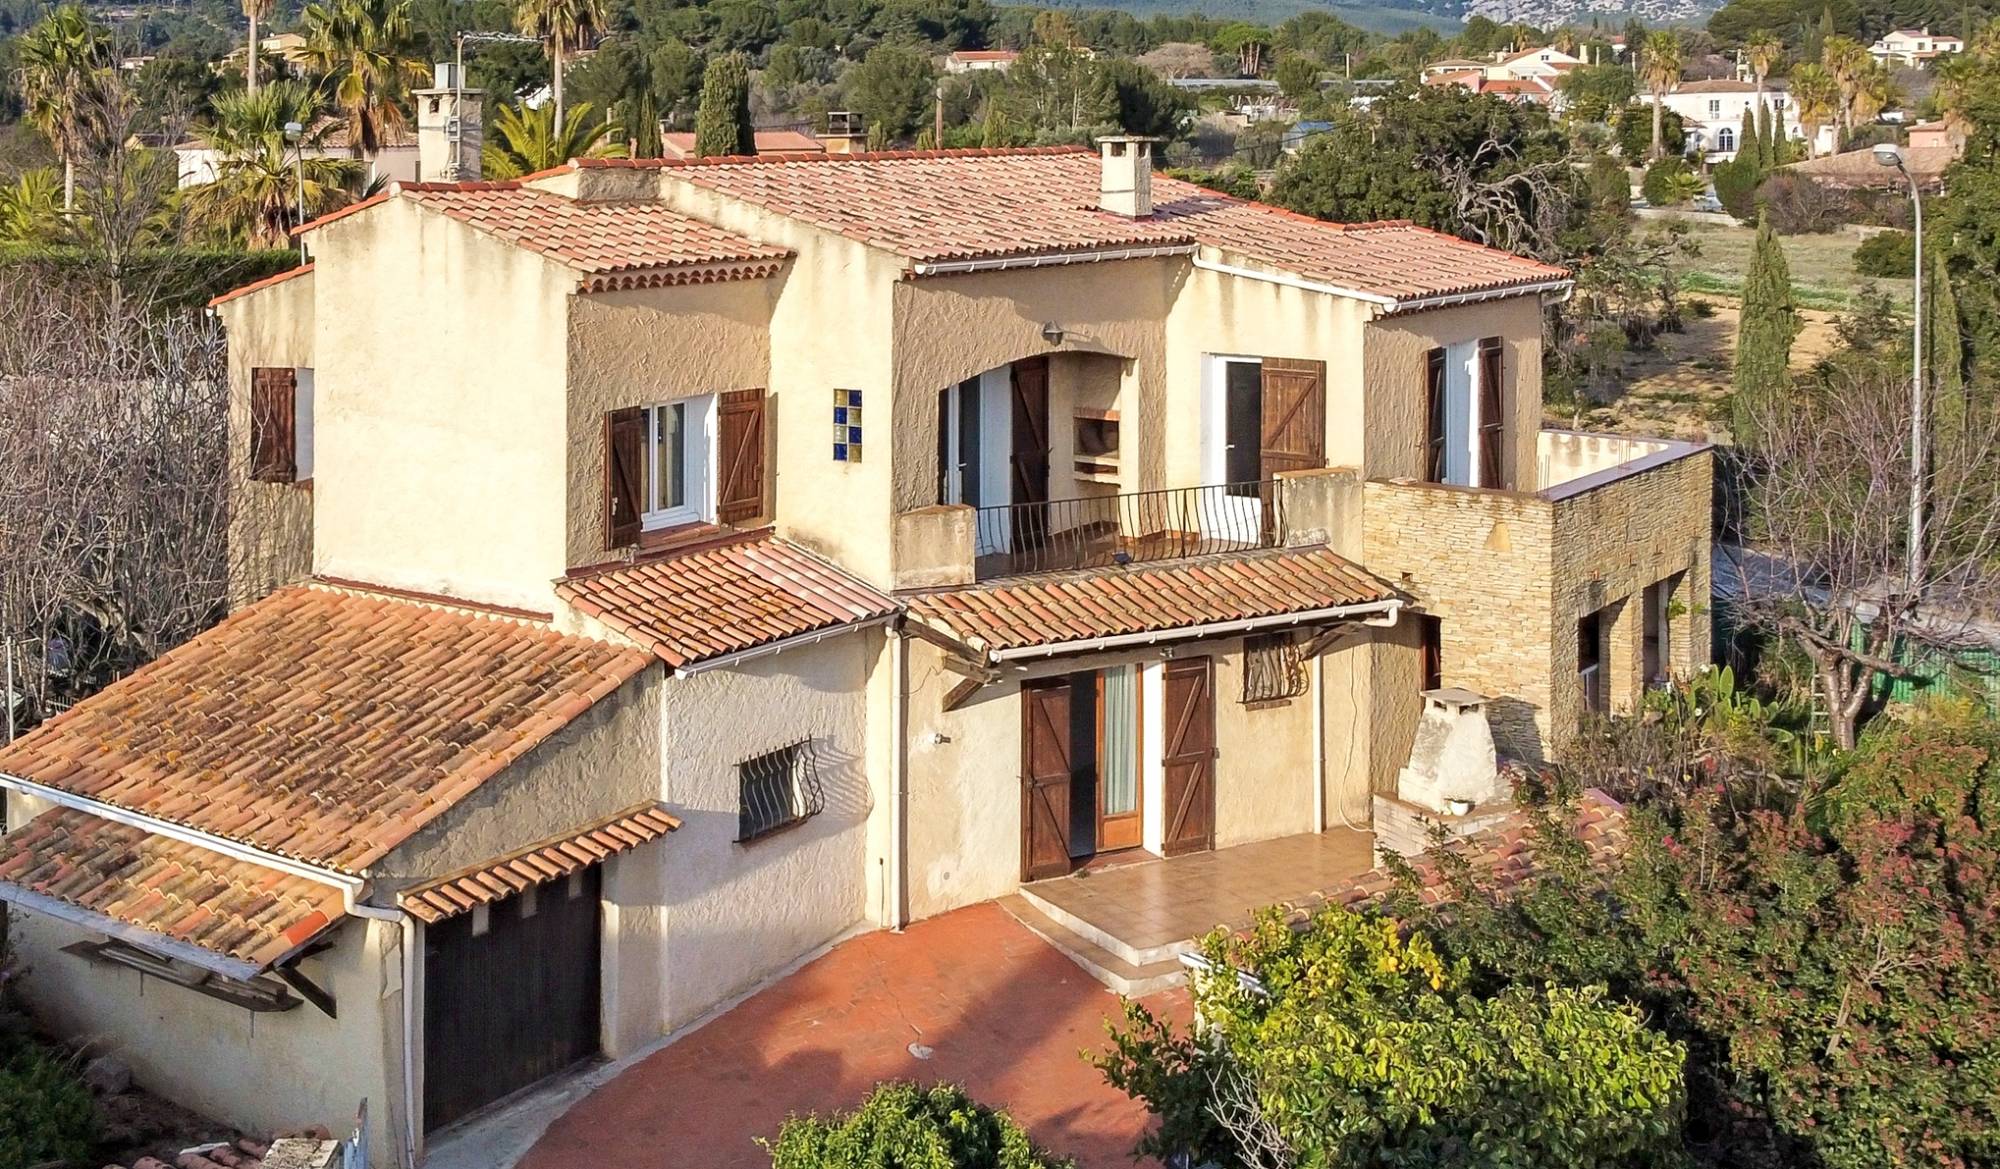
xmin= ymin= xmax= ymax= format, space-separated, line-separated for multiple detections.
xmin=1870 ymin=28 xmax=1964 ymax=66
xmin=1638 ymin=78 xmax=1806 ymax=162
xmin=173 ymin=118 xmax=420 ymax=190
xmin=944 ymin=49 xmax=1020 ymax=73
xmin=1490 ymin=44 xmax=1583 ymax=80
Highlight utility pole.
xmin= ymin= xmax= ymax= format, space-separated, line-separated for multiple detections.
xmin=1875 ymin=144 xmax=1926 ymax=592
xmin=934 ymin=81 xmax=944 ymax=148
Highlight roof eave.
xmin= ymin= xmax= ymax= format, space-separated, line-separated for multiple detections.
xmin=908 ymin=242 xmax=1197 ymax=278
xmin=0 ymin=880 xmax=272 ymax=980
xmin=919 ymin=596 xmax=1403 ymax=665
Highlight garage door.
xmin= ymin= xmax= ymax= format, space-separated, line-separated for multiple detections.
xmin=422 ymin=867 xmax=602 ymax=1130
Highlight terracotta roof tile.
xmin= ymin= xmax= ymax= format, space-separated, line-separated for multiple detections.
xmin=206 ymin=262 xmax=312 ymax=308
xmin=399 ymin=802 xmax=680 ymax=923
xmin=0 ymin=807 xmax=346 ymax=975
xmin=0 ymin=587 xmax=651 ymax=875
xmin=906 ymin=547 xmax=1395 ymax=657
xmin=557 ymin=533 xmax=897 ymax=669
xmin=398 ymin=183 xmax=791 ymax=284
xmin=109 ymin=1133 xmax=342 ymax=1169
xmin=633 ymin=148 xmax=1567 ymax=303
xmin=660 ymin=129 xmax=824 ymax=157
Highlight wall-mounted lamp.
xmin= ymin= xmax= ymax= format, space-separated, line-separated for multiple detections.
xmin=1040 ymin=322 xmax=1065 ymax=345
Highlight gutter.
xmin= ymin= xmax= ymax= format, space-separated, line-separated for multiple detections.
xmin=1191 ymin=255 xmax=1572 ymax=315
xmin=673 ymin=613 xmax=897 ymax=677
xmin=911 ymin=243 xmax=1196 ymax=277
xmin=984 ymin=598 xmax=1403 ymax=663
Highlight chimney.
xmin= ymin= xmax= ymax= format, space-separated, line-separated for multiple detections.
xmin=823 ymin=110 xmax=866 ymax=155
xmin=414 ymin=63 xmax=484 ymax=182
xmin=1372 ymin=687 xmax=1519 ymax=857
xmin=1097 ymin=136 xmax=1154 ymax=218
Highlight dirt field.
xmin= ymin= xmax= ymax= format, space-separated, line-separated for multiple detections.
xmin=1546 ymin=298 xmax=1845 ymax=443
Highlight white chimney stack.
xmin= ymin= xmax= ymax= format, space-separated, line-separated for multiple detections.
xmin=414 ymin=64 xmax=484 ymax=182
xmin=1097 ymin=136 xmax=1154 ymax=218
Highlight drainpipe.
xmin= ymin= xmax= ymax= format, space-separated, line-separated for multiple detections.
xmin=1312 ymin=651 xmax=1326 ymax=834
xmin=889 ymin=630 xmax=909 ymax=931
xmin=315 ymin=900 xmax=419 ymax=1169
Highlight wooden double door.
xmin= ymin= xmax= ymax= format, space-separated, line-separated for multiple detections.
xmin=1021 ymin=657 xmax=1216 ymax=882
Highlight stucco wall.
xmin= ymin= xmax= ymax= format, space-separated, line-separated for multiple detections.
xmin=645 ymin=633 xmax=875 ymax=1035
xmin=306 ymin=199 xmax=575 ymax=612
xmin=1362 ymin=296 xmax=1546 ymax=485
xmin=1210 ymin=638 xmax=1318 ymax=847
xmin=220 ymin=271 xmax=317 ymax=609
xmin=563 ymin=280 xmax=778 ymax=569
xmin=0 ymin=805 xmax=404 ymax=1165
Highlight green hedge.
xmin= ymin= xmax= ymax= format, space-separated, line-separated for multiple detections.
xmin=766 ymin=1083 xmax=1072 ymax=1169
xmin=0 ymin=1036 xmax=97 ymax=1168
xmin=1853 ymin=230 xmax=1916 ymax=279
xmin=0 ymin=246 xmax=300 ymax=309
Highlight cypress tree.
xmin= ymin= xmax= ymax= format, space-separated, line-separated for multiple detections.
xmin=1734 ymin=210 xmax=1802 ymax=446
xmin=1930 ymin=249 xmax=1969 ymax=457
xmin=1740 ymin=105 xmax=1762 ymax=168
xmin=694 ymin=52 xmax=754 ymax=157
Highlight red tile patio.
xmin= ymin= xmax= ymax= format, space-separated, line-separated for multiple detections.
xmin=521 ymin=902 xmax=1189 ymax=1169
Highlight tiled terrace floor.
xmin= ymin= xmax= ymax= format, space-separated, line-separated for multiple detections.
xmin=519 ymin=902 xmax=1189 ymax=1169
xmin=1026 ymin=827 xmax=1379 ymax=955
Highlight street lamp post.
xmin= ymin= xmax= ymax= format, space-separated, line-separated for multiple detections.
xmin=284 ymin=120 xmax=306 ymax=263
xmin=1875 ymin=143 xmax=1924 ymax=592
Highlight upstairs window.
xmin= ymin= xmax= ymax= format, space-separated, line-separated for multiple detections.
xmin=604 ymin=390 xmax=766 ymax=548
xmin=1423 ymin=339 xmax=1505 ymax=488
xmin=249 ymin=367 xmax=312 ymax=483
xmin=737 ymin=737 xmax=827 ymax=843
xmin=1708 ymin=99 xmax=1722 ymax=118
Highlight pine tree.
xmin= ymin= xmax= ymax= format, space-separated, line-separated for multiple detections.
xmin=693 ymin=51 xmax=753 ymax=157
xmin=1734 ymin=210 xmax=1802 ymax=446
xmin=1930 ymin=248 xmax=1969 ymax=456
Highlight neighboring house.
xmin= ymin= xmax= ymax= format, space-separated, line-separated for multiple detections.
xmin=658 ymin=129 xmax=825 ymax=158
xmin=0 ymin=139 xmax=1711 ymax=1166
xmin=1638 ymin=78 xmax=1805 ymax=161
xmin=1489 ymin=44 xmax=1583 ymax=81
xmin=1870 ymin=27 xmax=1965 ymax=66
xmin=1422 ymin=44 xmax=1580 ymax=107
xmin=1424 ymin=69 xmax=1559 ymax=107
xmin=944 ymin=48 xmax=1020 ymax=73
xmin=174 ymin=117 xmax=420 ymax=190
xmin=1420 ymin=57 xmax=1490 ymax=80
xmin=1907 ymin=120 xmax=1964 ymax=153
xmin=1281 ymin=120 xmax=1334 ymax=152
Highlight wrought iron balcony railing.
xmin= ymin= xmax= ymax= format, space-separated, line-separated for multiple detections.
xmin=972 ymin=480 xmax=1282 ymax=579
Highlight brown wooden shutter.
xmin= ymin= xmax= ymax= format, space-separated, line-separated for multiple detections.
xmin=604 ymin=406 xmax=646 ymax=548
xmin=1161 ymin=656 xmax=1216 ymax=857
xmin=1258 ymin=358 xmax=1326 ymax=478
xmin=249 ymin=367 xmax=297 ymax=483
xmin=1477 ymin=337 xmax=1507 ymax=489
xmin=1423 ymin=348 xmax=1447 ymax=483
xmin=1020 ymin=679 xmax=1074 ymax=881
xmin=716 ymin=389 xmax=768 ymax=523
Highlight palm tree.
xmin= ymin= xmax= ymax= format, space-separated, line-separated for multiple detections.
xmin=1640 ymin=30 xmax=1683 ymax=160
xmin=1788 ymin=61 xmax=1838 ymax=158
xmin=16 ymin=5 xmax=112 ymax=212
xmin=514 ymin=0 xmax=606 ymax=135
xmin=1933 ymin=53 xmax=1979 ymax=134
xmin=1849 ymin=61 xmax=1897 ymax=127
xmin=299 ymin=0 xmax=426 ymax=166
xmin=1747 ymin=32 xmax=1784 ymax=106
xmin=0 ymin=167 xmax=65 ymax=242
xmin=1820 ymin=34 xmax=1868 ymax=136
xmin=480 ymin=99 xmax=625 ymax=178
xmin=183 ymin=82 xmax=361 ymax=245
xmin=243 ymin=0 xmax=274 ymax=92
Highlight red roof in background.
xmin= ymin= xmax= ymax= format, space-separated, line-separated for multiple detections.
xmin=0 ymin=807 xmax=346 ymax=977
xmin=557 ymin=532 xmax=898 ymax=669
xmin=638 ymin=148 xmax=1568 ymax=303
xmin=906 ymin=546 xmax=1396 ymax=657
xmin=660 ymin=129 xmax=825 ymax=157
xmin=0 ymin=586 xmax=650 ymax=875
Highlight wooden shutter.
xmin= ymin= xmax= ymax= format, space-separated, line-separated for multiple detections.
xmin=249 ymin=367 xmax=297 ymax=483
xmin=1020 ymin=679 xmax=1074 ymax=881
xmin=1257 ymin=358 xmax=1326 ymax=478
xmin=604 ymin=406 xmax=646 ymax=548
xmin=1009 ymin=358 xmax=1052 ymax=552
xmin=1161 ymin=657 xmax=1216 ymax=857
xmin=1422 ymin=348 xmax=1447 ymax=484
xmin=1477 ymin=337 xmax=1507 ymax=489
xmin=716 ymin=389 xmax=768 ymax=523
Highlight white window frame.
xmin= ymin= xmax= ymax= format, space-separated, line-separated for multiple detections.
xmin=293 ymin=368 xmax=315 ymax=481
xmin=1708 ymin=99 xmax=1722 ymax=118
xmin=641 ymin=394 xmax=717 ymax=531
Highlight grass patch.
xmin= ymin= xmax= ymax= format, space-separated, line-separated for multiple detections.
xmin=1669 ymin=218 xmax=1911 ymax=313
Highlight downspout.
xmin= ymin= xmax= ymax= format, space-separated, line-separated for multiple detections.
xmin=344 ymin=899 xmax=420 ymax=1169
xmin=1312 ymin=651 xmax=1326 ymax=834
xmin=889 ymin=629 xmax=909 ymax=931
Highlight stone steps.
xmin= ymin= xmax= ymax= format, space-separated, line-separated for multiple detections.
xmin=996 ymin=894 xmax=1187 ymax=996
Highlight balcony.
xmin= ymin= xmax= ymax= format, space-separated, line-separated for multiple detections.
xmin=970 ymin=481 xmax=1283 ymax=578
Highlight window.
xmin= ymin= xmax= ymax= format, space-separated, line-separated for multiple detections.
xmin=1643 ymin=575 xmax=1680 ymax=686
xmin=737 ymin=737 xmax=827 ymax=843
xmin=1578 ymin=611 xmax=1606 ymax=713
xmin=1424 ymin=342 xmax=1503 ymax=488
xmin=1717 ymin=127 xmax=1736 ymax=153
xmin=249 ymin=367 xmax=310 ymax=483
xmin=1418 ymin=614 xmax=1444 ymax=692
xmin=642 ymin=396 xmax=714 ymax=529
xmin=1242 ymin=633 xmax=1307 ymax=703
xmin=1708 ymin=99 xmax=1722 ymax=118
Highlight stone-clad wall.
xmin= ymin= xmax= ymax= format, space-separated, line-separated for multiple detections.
xmin=1360 ymin=443 xmax=1713 ymax=763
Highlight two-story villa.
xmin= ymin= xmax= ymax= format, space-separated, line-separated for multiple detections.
xmin=0 ymin=138 xmax=1711 ymax=1165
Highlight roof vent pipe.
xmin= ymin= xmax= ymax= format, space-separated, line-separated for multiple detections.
xmin=1097 ymin=136 xmax=1155 ymax=218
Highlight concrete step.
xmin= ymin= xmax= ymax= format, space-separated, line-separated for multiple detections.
xmin=998 ymin=894 xmax=1186 ymax=996
xmin=1016 ymin=884 xmax=1196 ymax=968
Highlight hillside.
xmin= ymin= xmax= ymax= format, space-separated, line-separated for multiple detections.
xmin=1078 ymin=0 xmax=1720 ymax=30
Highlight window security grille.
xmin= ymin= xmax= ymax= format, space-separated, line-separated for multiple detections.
xmin=737 ymin=737 xmax=826 ymax=842
xmin=1242 ymin=634 xmax=1308 ymax=703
